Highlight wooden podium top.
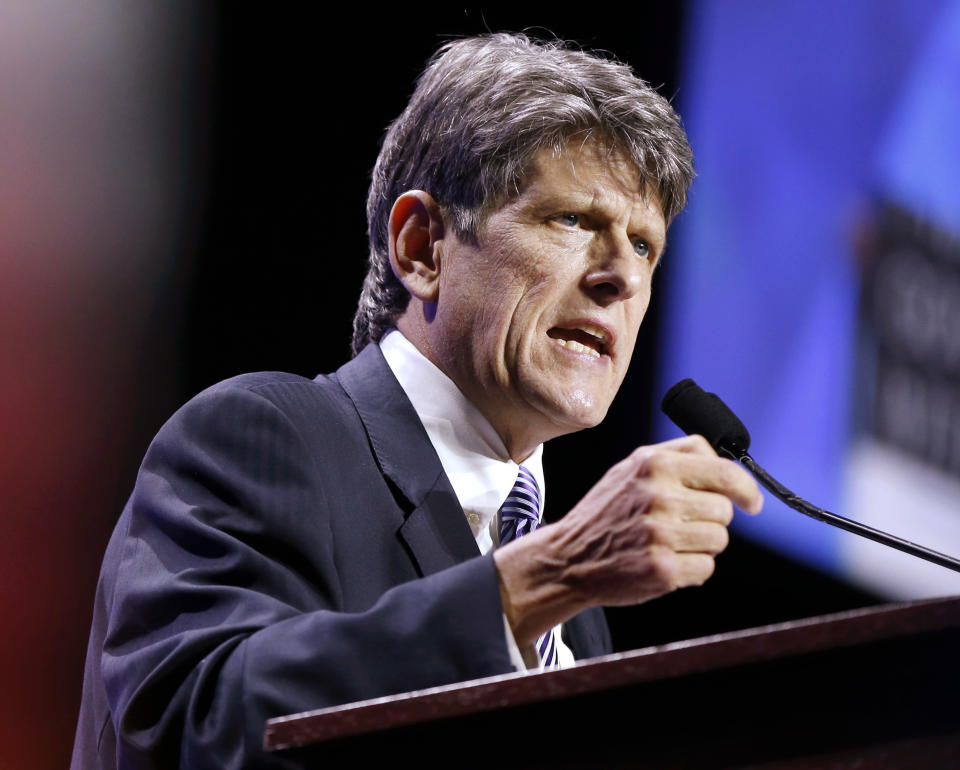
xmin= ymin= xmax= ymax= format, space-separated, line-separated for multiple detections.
xmin=265 ymin=594 xmax=960 ymax=763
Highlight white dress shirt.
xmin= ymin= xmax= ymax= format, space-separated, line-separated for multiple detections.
xmin=380 ymin=329 xmax=574 ymax=670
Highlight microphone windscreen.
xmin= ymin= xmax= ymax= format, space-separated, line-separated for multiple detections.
xmin=661 ymin=379 xmax=751 ymax=456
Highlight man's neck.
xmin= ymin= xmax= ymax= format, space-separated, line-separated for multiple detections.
xmin=393 ymin=317 xmax=549 ymax=462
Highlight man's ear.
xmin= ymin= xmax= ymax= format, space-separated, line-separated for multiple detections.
xmin=388 ymin=190 xmax=445 ymax=302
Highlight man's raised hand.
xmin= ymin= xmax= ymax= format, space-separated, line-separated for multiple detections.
xmin=494 ymin=434 xmax=763 ymax=646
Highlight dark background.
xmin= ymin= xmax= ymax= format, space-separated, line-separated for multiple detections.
xmin=2 ymin=6 xmax=880 ymax=768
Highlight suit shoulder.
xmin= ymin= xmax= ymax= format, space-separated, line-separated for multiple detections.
xmin=145 ymin=370 xmax=358 ymax=460
xmin=198 ymin=370 xmax=334 ymax=396
xmin=188 ymin=370 xmax=350 ymax=414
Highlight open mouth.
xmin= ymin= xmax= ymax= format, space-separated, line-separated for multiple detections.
xmin=547 ymin=324 xmax=609 ymax=358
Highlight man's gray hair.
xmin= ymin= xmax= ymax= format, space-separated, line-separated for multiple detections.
xmin=352 ymin=32 xmax=694 ymax=355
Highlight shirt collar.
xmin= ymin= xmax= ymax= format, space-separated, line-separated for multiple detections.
xmin=379 ymin=330 xmax=545 ymax=552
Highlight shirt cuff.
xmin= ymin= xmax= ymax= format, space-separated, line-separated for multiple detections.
xmin=502 ymin=613 xmax=538 ymax=671
xmin=502 ymin=615 xmax=576 ymax=671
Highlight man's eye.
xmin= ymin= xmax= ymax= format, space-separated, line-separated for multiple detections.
xmin=557 ymin=213 xmax=580 ymax=227
xmin=633 ymin=240 xmax=650 ymax=259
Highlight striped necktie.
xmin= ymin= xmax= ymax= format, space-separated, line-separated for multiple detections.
xmin=498 ymin=466 xmax=559 ymax=668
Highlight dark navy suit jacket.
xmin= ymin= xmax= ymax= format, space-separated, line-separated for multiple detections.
xmin=71 ymin=344 xmax=611 ymax=769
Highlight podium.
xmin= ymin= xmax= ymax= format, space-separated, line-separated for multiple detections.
xmin=265 ymin=596 xmax=960 ymax=767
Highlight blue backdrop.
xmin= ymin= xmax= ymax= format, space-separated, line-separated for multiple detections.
xmin=659 ymin=0 xmax=960 ymax=585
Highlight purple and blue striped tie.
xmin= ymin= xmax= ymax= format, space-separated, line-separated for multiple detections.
xmin=499 ymin=466 xmax=560 ymax=668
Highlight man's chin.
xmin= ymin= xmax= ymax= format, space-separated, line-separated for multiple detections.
xmin=534 ymin=394 xmax=612 ymax=439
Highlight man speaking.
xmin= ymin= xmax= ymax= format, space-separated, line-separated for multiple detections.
xmin=73 ymin=33 xmax=762 ymax=769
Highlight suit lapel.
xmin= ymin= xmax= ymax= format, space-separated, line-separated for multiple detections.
xmin=336 ymin=344 xmax=613 ymax=660
xmin=335 ymin=344 xmax=481 ymax=576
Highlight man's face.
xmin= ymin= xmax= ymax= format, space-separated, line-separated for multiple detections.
xmin=428 ymin=140 xmax=667 ymax=459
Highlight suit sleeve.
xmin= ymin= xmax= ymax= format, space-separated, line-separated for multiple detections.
xmin=99 ymin=380 xmax=514 ymax=769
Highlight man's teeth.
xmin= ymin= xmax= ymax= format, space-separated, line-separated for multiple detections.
xmin=576 ymin=323 xmax=607 ymax=342
xmin=555 ymin=338 xmax=601 ymax=357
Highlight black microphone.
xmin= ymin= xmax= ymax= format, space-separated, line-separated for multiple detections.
xmin=661 ymin=378 xmax=960 ymax=574
xmin=660 ymin=379 xmax=751 ymax=461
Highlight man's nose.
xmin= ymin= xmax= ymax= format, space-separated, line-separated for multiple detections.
xmin=582 ymin=232 xmax=646 ymax=305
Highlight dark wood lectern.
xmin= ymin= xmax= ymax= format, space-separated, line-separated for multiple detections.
xmin=265 ymin=596 xmax=960 ymax=767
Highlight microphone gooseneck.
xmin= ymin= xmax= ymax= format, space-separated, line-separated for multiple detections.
xmin=661 ymin=379 xmax=960 ymax=574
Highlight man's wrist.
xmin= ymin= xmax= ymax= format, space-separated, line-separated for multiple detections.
xmin=493 ymin=524 xmax=587 ymax=647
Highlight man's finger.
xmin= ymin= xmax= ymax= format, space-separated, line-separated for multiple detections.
xmin=646 ymin=551 xmax=717 ymax=592
xmin=673 ymin=552 xmax=718 ymax=587
xmin=636 ymin=450 xmax=764 ymax=515
xmin=641 ymin=486 xmax=734 ymax=525
xmin=652 ymin=518 xmax=731 ymax=555
xmin=646 ymin=433 xmax=716 ymax=457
